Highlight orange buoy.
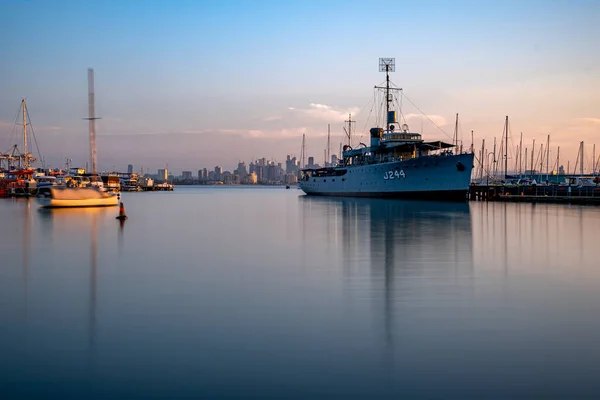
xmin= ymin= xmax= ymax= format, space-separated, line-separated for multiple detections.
xmin=116 ymin=202 xmax=128 ymax=220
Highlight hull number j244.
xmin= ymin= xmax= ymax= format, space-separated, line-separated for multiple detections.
xmin=383 ymin=170 xmax=406 ymax=180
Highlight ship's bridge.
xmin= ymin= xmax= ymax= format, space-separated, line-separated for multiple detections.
xmin=382 ymin=123 xmax=422 ymax=143
xmin=382 ymin=131 xmax=422 ymax=142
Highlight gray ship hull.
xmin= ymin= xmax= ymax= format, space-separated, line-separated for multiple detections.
xmin=299 ymin=153 xmax=474 ymax=201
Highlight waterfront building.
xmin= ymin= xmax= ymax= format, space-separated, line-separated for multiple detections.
xmin=214 ymin=166 xmax=223 ymax=181
xmin=157 ymin=168 xmax=168 ymax=181
xmin=246 ymin=172 xmax=257 ymax=184
xmin=236 ymin=162 xmax=248 ymax=179
xmin=284 ymin=173 xmax=298 ymax=185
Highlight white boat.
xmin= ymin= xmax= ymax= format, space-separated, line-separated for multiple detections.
xmin=36 ymin=187 xmax=118 ymax=208
xmin=35 ymin=68 xmax=117 ymax=208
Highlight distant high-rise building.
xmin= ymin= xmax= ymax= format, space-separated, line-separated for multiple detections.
xmin=558 ymin=165 xmax=565 ymax=175
xmin=182 ymin=171 xmax=192 ymax=180
xmin=127 ymin=164 xmax=133 ymax=174
xmin=255 ymin=165 xmax=263 ymax=182
xmin=236 ymin=162 xmax=248 ymax=178
xmin=214 ymin=166 xmax=223 ymax=181
xmin=308 ymin=157 xmax=314 ymax=168
xmin=286 ymin=155 xmax=298 ymax=174
xmin=331 ymin=155 xmax=338 ymax=166
xmin=157 ymin=168 xmax=168 ymax=181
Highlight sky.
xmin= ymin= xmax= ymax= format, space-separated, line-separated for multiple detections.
xmin=1 ymin=0 xmax=599 ymax=174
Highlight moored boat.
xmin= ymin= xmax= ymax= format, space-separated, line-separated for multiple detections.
xmin=298 ymin=58 xmax=474 ymax=201
xmin=34 ymin=68 xmax=118 ymax=208
xmin=36 ymin=187 xmax=119 ymax=208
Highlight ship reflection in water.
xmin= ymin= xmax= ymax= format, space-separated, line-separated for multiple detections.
xmin=299 ymin=197 xmax=476 ymax=393
xmin=299 ymin=197 xmax=600 ymax=398
xmin=1 ymin=190 xmax=600 ymax=398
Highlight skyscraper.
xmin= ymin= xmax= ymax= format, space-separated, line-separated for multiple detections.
xmin=214 ymin=166 xmax=223 ymax=181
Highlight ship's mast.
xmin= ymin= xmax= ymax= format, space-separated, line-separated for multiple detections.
xmin=344 ymin=114 xmax=355 ymax=147
xmin=453 ymin=113 xmax=459 ymax=150
xmin=22 ymin=99 xmax=28 ymax=168
xmin=378 ymin=58 xmax=396 ymax=133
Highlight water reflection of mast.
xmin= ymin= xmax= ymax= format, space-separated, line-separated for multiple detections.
xmin=22 ymin=199 xmax=31 ymax=322
xmin=364 ymin=201 xmax=398 ymax=364
xmin=23 ymin=199 xmax=31 ymax=285
xmin=89 ymin=211 xmax=98 ymax=350
xmin=382 ymin=203 xmax=395 ymax=356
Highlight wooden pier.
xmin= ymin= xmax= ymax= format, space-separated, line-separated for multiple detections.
xmin=469 ymin=184 xmax=600 ymax=205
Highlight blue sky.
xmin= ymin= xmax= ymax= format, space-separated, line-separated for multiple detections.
xmin=1 ymin=0 xmax=599 ymax=173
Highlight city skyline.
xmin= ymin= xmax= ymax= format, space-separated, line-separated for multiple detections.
xmin=1 ymin=0 xmax=599 ymax=173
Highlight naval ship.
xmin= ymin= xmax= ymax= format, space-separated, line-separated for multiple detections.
xmin=299 ymin=58 xmax=474 ymax=201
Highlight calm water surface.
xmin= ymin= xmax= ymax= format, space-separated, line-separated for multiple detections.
xmin=1 ymin=186 xmax=600 ymax=398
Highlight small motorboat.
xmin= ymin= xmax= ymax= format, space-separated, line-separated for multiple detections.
xmin=36 ymin=187 xmax=119 ymax=208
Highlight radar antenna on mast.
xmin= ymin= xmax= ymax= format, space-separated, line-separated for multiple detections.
xmin=379 ymin=57 xmax=395 ymax=73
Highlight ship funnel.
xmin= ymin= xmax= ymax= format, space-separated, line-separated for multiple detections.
xmin=370 ymin=127 xmax=383 ymax=147
xmin=387 ymin=111 xmax=397 ymax=124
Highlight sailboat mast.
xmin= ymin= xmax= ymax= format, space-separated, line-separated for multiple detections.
xmin=519 ymin=132 xmax=523 ymax=176
xmin=546 ymin=135 xmax=550 ymax=178
xmin=87 ymin=68 xmax=99 ymax=175
xmin=492 ymin=137 xmax=497 ymax=178
xmin=580 ymin=141 xmax=584 ymax=175
xmin=504 ymin=116 xmax=508 ymax=178
xmin=593 ymin=144 xmax=596 ymax=175
xmin=480 ymin=138 xmax=485 ymax=180
xmin=539 ymin=143 xmax=544 ymax=180
xmin=327 ymin=124 xmax=331 ymax=166
xmin=530 ymin=139 xmax=535 ymax=177
xmin=300 ymin=133 xmax=306 ymax=169
xmin=22 ymin=99 xmax=28 ymax=168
